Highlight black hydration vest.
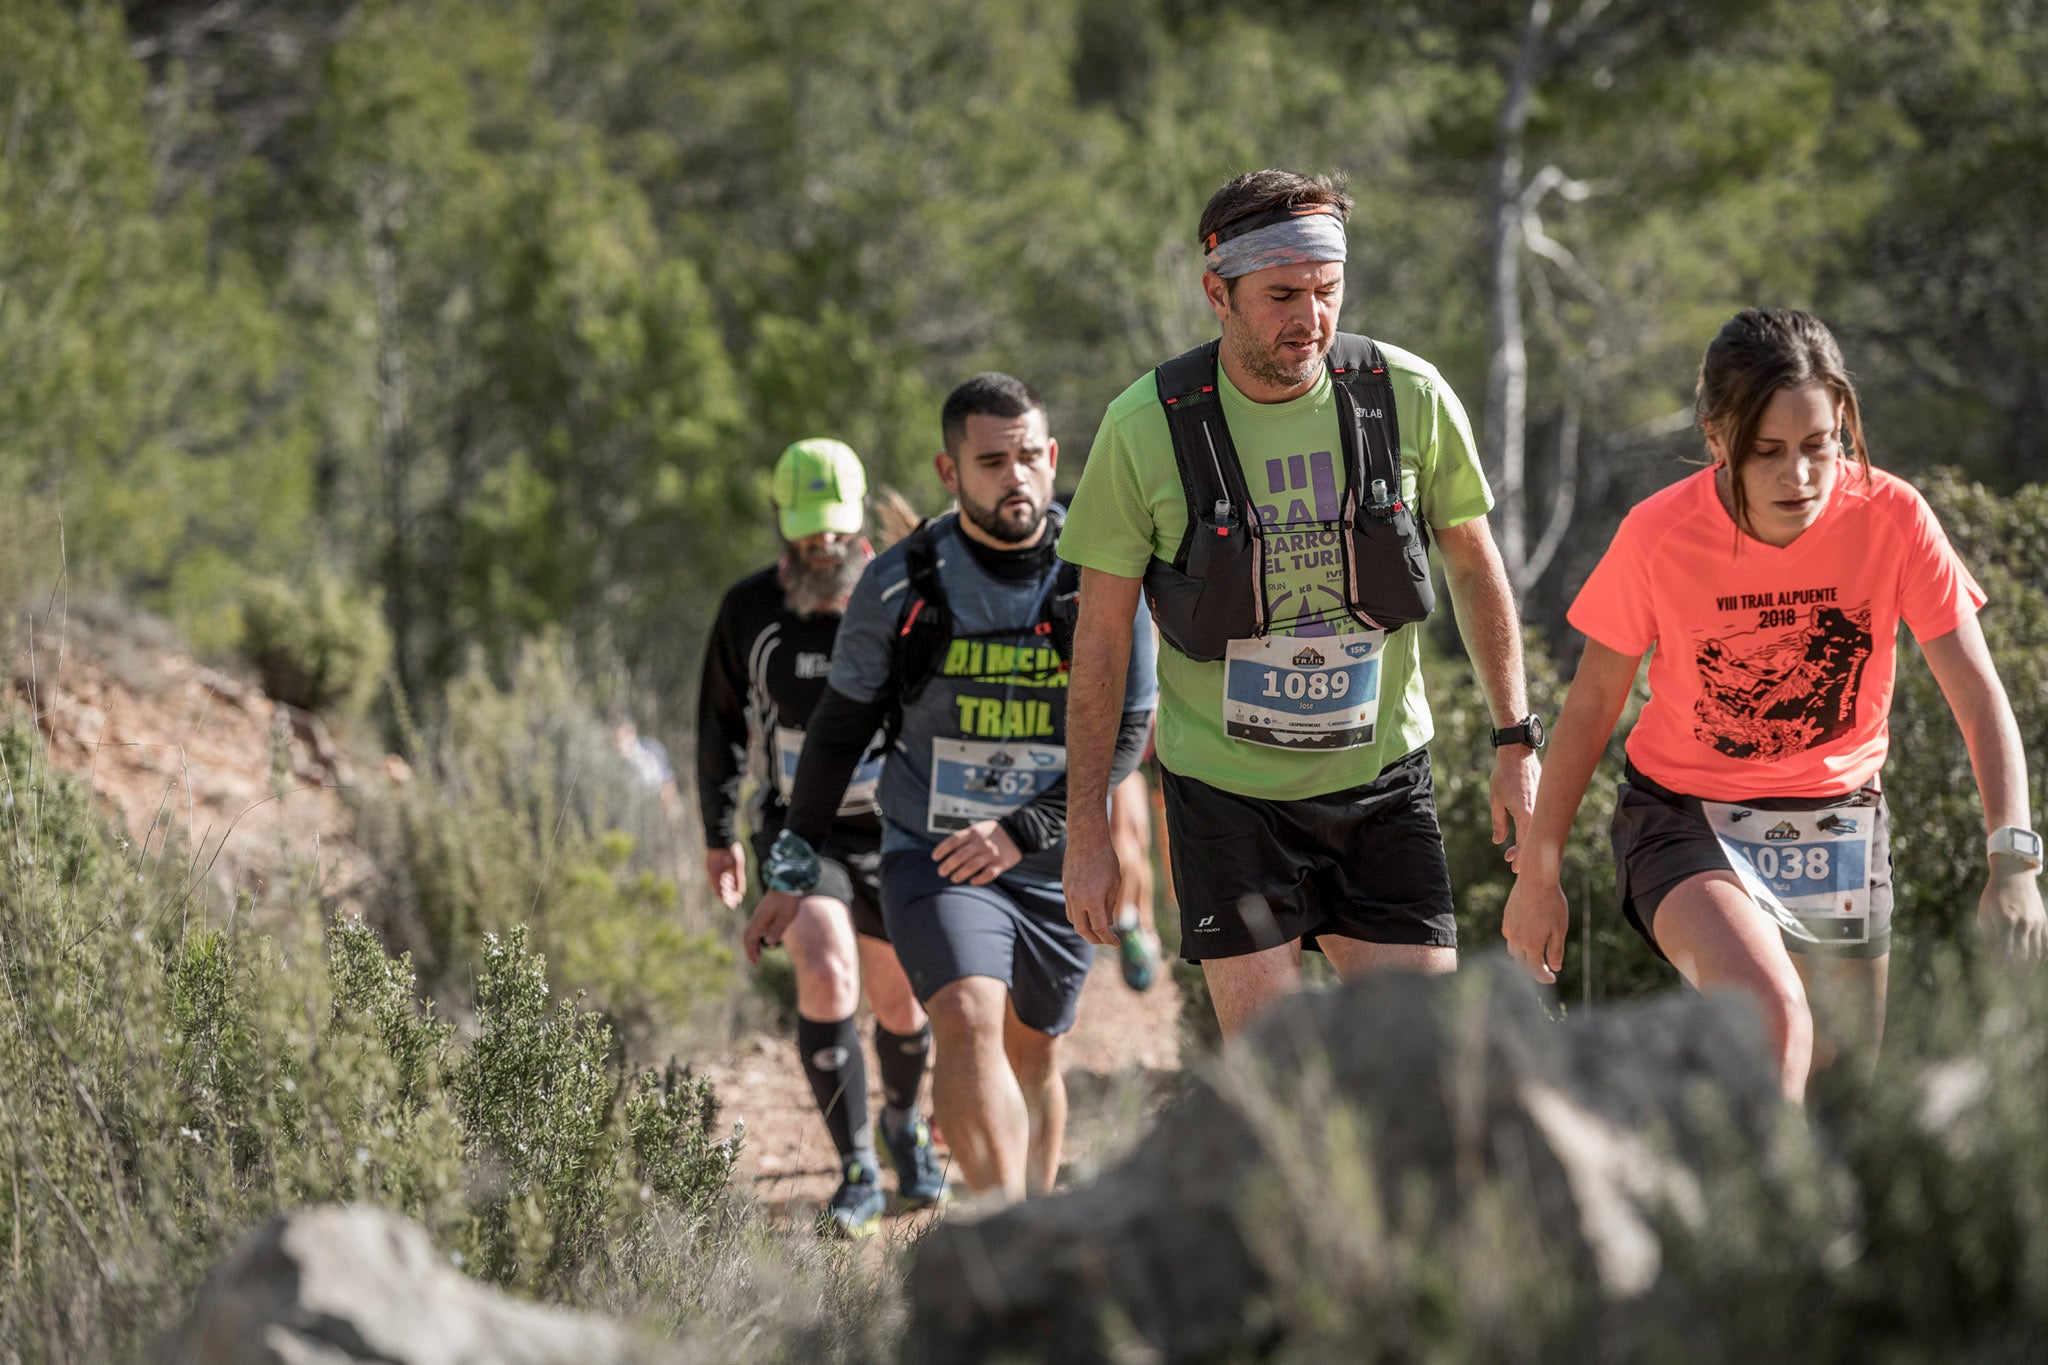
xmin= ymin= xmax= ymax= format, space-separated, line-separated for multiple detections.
xmin=881 ymin=512 xmax=1081 ymax=743
xmin=1142 ymin=334 xmax=1435 ymax=663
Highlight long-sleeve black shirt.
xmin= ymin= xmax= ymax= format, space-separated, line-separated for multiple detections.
xmin=694 ymin=564 xmax=882 ymax=851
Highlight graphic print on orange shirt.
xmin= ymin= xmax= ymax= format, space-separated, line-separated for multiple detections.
xmin=1692 ymin=600 xmax=1873 ymax=762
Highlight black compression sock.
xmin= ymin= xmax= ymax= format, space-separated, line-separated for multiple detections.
xmin=874 ymin=1022 xmax=932 ymax=1117
xmin=797 ymin=1014 xmax=872 ymax=1166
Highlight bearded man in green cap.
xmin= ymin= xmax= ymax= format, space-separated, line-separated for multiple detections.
xmin=695 ymin=438 xmax=947 ymax=1238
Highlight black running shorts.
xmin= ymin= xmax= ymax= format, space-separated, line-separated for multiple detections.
xmin=1612 ymin=763 xmax=1894 ymax=962
xmin=1161 ymin=748 xmax=1458 ymax=962
xmin=751 ymin=827 xmax=888 ymax=941
xmin=878 ymin=853 xmax=1092 ymax=1036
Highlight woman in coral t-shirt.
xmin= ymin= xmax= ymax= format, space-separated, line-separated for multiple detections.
xmin=1502 ymin=308 xmax=2045 ymax=1101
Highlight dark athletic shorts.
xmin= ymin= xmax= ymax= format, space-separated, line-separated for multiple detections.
xmin=1612 ymin=763 xmax=1893 ymax=962
xmin=879 ymin=852 xmax=1092 ymax=1036
xmin=751 ymin=826 xmax=888 ymax=942
xmin=1161 ymin=748 xmax=1458 ymax=962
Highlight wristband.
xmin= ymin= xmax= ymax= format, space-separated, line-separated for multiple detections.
xmin=1986 ymin=825 xmax=2044 ymax=871
xmin=763 ymin=828 xmax=822 ymax=894
xmin=1491 ymin=713 xmax=1545 ymax=750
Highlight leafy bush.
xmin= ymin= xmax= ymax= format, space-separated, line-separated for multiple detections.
xmin=1430 ymin=626 xmax=1668 ymax=1004
xmin=239 ymin=572 xmax=392 ymax=715
xmin=0 ymin=711 xmax=762 ymax=1360
xmin=353 ymin=640 xmax=731 ymax=1037
xmin=1882 ymin=471 xmax=2048 ymax=975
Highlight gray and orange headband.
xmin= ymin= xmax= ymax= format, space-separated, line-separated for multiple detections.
xmin=1202 ymin=203 xmax=1348 ymax=279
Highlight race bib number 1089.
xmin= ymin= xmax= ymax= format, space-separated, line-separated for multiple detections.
xmin=1222 ymin=630 xmax=1383 ymax=751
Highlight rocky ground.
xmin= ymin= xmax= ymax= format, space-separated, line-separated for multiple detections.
xmin=9 ymin=617 xmax=369 ymax=924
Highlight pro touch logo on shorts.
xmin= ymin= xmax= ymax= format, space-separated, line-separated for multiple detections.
xmin=1194 ymin=915 xmax=1220 ymax=933
xmin=810 ymin=1046 xmax=850 ymax=1071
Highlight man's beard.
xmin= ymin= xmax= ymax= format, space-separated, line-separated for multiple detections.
xmin=959 ymin=487 xmax=1048 ymax=545
xmin=780 ymin=539 xmax=870 ymax=617
xmin=1226 ymin=322 xmax=1329 ymax=393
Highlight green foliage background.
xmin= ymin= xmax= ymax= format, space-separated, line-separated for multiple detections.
xmin=4 ymin=2 xmax=2048 ymax=1354
xmin=7 ymin=0 xmax=2046 ymax=712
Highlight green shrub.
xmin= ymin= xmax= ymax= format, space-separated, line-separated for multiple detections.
xmin=1430 ymin=626 xmax=1667 ymax=1005
xmin=0 ymin=710 xmax=767 ymax=1361
xmin=354 ymin=640 xmax=730 ymax=1039
xmin=1882 ymin=471 xmax=2048 ymax=975
xmin=456 ymin=925 xmax=620 ymax=1288
xmin=239 ymin=572 xmax=392 ymax=714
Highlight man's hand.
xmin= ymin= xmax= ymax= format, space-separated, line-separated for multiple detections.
xmin=1501 ymin=872 xmax=1566 ymax=983
xmin=1062 ymin=828 xmax=1122 ymax=946
xmin=705 ymin=843 xmax=747 ymax=909
xmin=743 ymin=890 xmax=804 ymax=966
xmin=1491 ymin=747 xmax=1541 ymax=868
xmin=1977 ymin=863 xmax=2048 ymax=960
xmin=932 ymin=820 xmax=1022 ymax=886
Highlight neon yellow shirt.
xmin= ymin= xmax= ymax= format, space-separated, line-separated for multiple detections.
xmin=1060 ymin=341 xmax=1493 ymax=799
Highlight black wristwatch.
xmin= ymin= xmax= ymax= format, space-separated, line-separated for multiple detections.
xmin=1491 ymin=713 xmax=1545 ymax=750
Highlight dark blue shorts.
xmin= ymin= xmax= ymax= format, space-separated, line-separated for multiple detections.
xmin=879 ymin=852 xmax=1092 ymax=1036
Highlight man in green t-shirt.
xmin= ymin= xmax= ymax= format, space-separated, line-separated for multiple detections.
xmin=1058 ymin=168 xmax=1544 ymax=1035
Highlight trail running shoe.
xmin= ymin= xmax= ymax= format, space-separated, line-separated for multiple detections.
xmin=1115 ymin=909 xmax=1159 ymax=993
xmin=820 ymin=1158 xmax=885 ymax=1240
xmin=878 ymin=1112 xmax=949 ymax=1210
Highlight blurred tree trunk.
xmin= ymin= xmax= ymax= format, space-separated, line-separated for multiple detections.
xmin=366 ymin=177 xmax=416 ymax=706
xmin=1483 ymin=0 xmax=1584 ymax=598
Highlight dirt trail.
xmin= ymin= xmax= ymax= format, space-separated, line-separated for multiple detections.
xmin=702 ymin=951 xmax=1184 ymax=1226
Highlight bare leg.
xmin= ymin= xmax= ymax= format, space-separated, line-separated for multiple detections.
xmin=1320 ymin=938 xmax=1457 ymax=978
xmin=855 ymin=934 xmax=928 ymax=1037
xmin=1109 ymin=771 xmax=1156 ymax=935
xmin=1791 ymin=951 xmax=1889 ymax=1079
xmin=1653 ymin=872 xmax=1814 ymax=1102
xmin=782 ymin=896 xmax=861 ymax=1021
xmin=923 ymin=975 xmax=1028 ymax=1202
xmin=1002 ymin=1003 xmax=1066 ymax=1196
xmin=1202 ymin=940 xmax=1305 ymax=1037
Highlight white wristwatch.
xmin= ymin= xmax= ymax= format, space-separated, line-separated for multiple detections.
xmin=1986 ymin=825 xmax=2044 ymax=870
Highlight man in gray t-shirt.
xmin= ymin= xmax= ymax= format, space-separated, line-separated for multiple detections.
xmin=759 ymin=373 xmax=1157 ymax=1204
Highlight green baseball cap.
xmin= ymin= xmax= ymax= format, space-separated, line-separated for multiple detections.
xmin=771 ymin=438 xmax=867 ymax=540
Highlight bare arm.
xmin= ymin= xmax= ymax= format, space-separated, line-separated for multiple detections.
xmin=1500 ymin=640 xmax=1641 ymax=981
xmin=1062 ymin=567 xmax=1140 ymax=945
xmin=1433 ymin=516 xmax=1539 ymax=848
xmin=1919 ymin=617 xmax=2047 ymax=958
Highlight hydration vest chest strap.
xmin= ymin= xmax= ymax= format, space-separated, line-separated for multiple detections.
xmin=1143 ymin=334 xmax=1435 ymax=663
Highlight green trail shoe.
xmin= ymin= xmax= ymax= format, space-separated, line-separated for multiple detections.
xmin=820 ymin=1158 xmax=885 ymax=1240
xmin=878 ymin=1112 xmax=949 ymax=1211
xmin=1116 ymin=909 xmax=1159 ymax=993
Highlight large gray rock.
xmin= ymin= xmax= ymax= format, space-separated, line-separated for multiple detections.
xmin=163 ymin=1205 xmax=662 ymax=1365
xmin=909 ymin=953 xmax=1828 ymax=1362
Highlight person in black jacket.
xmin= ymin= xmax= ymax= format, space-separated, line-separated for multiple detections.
xmin=696 ymin=439 xmax=945 ymax=1239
